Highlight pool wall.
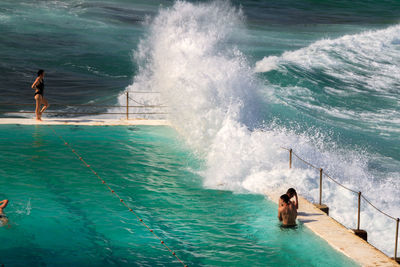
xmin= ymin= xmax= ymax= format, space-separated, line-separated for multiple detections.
xmin=265 ymin=191 xmax=398 ymax=267
xmin=0 ymin=118 xmax=397 ymax=266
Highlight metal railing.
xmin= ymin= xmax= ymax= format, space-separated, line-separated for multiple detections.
xmin=0 ymin=92 xmax=167 ymax=119
xmin=1 ymin=91 xmax=398 ymax=261
xmin=282 ymin=147 xmax=399 ymax=261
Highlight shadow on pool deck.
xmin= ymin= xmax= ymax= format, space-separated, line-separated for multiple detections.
xmin=265 ymin=190 xmax=398 ymax=267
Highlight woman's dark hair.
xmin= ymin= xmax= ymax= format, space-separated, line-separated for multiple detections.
xmin=280 ymin=194 xmax=290 ymax=204
xmin=37 ymin=69 xmax=44 ymax=76
xmin=287 ymin=188 xmax=296 ymax=195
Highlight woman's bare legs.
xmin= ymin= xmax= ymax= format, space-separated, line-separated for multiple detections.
xmin=40 ymin=97 xmax=49 ymax=116
xmin=34 ymin=94 xmax=42 ymax=121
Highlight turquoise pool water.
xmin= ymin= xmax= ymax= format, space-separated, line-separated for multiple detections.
xmin=1 ymin=0 xmax=399 ymax=255
xmin=0 ymin=125 xmax=357 ymax=266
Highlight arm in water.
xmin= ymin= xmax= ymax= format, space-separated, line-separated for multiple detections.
xmin=0 ymin=199 xmax=8 ymax=210
xmin=0 ymin=199 xmax=9 ymax=227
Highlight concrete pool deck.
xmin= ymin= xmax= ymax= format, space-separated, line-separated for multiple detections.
xmin=265 ymin=191 xmax=398 ymax=267
xmin=0 ymin=118 xmax=397 ymax=266
xmin=0 ymin=118 xmax=170 ymax=126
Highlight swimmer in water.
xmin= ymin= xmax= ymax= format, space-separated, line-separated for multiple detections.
xmin=0 ymin=199 xmax=9 ymax=226
xmin=31 ymin=69 xmax=49 ymax=121
xmin=278 ymin=188 xmax=299 ymax=210
xmin=278 ymin=194 xmax=297 ymax=227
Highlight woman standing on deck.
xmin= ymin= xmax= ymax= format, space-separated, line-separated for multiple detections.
xmin=31 ymin=69 xmax=49 ymax=121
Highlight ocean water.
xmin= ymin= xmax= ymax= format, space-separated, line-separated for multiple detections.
xmin=0 ymin=0 xmax=399 ymax=259
xmin=0 ymin=125 xmax=358 ymax=266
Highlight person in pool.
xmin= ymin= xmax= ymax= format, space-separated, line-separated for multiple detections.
xmin=279 ymin=188 xmax=299 ymax=210
xmin=278 ymin=194 xmax=297 ymax=227
xmin=286 ymin=188 xmax=299 ymax=210
xmin=31 ymin=69 xmax=49 ymax=121
xmin=0 ymin=199 xmax=9 ymax=226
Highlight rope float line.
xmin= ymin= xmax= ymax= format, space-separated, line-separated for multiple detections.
xmin=49 ymin=127 xmax=187 ymax=267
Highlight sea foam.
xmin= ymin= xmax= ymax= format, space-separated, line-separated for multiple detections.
xmin=124 ymin=1 xmax=399 ymax=256
xmin=254 ymin=25 xmax=400 ymax=137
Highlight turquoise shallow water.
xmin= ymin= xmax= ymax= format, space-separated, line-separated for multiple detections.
xmin=0 ymin=125 xmax=357 ymax=266
xmin=1 ymin=0 xmax=399 ymax=258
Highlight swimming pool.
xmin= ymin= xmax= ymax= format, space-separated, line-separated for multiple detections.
xmin=0 ymin=125 xmax=358 ymax=266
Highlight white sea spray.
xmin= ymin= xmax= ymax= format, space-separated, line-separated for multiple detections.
xmin=124 ymin=1 xmax=399 ymax=256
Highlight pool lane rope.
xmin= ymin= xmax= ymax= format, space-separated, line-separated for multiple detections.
xmin=49 ymin=127 xmax=187 ymax=267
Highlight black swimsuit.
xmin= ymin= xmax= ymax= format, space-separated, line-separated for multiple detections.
xmin=34 ymin=78 xmax=44 ymax=96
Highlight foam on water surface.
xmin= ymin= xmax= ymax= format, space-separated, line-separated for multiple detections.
xmin=0 ymin=125 xmax=358 ymax=266
xmin=255 ymin=25 xmax=400 ymax=138
xmin=124 ymin=1 xmax=400 ymax=256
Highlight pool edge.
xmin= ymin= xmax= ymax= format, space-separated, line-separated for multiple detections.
xmin=265 ymin=191 xmax=398 ymax=267
xmin=0 ymin=118 xmax=170 ymax=126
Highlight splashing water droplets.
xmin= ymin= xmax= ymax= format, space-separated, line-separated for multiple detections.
xmin=124 ymin=1 xmax=399 ymax=256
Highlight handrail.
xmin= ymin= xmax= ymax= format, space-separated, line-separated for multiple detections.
xmin=361 ymin=195 xmax=396 ymax=221
xmin=0 ymin=103 xmax=167 ymax=108
xmin=1 ymin=92 xmax=398 ymax=259
xmin=127 ymin=95 xmax=166 ymax=107
xmin=126 ymin=91 xmax=161 ymax=93
xmin=0 ymin=91 xmax=168 ymax=119
xmin=292 ymin=151 xmax=319 ymax=169
xmin=282 ymin=147 xmax=399 ymax=259
xmin=0 ymin=111 xmax=167 ymax=115
xmin=323 ymin=172 xmax=358 ymax=194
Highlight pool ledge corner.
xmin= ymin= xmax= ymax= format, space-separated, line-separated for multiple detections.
xmin=0 ymin=118 xmax=170 ymax=126
xmin=265 ymin=191 xmax=399 ymax=267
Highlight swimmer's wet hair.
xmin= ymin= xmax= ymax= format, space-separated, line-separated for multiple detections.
xmin=280 ymin=194 xmax=290 ymax=204
xmin=287 ymin=188 xmax=296 ymax=195
xmin=37 ymin=69 xmax=44 ymax=76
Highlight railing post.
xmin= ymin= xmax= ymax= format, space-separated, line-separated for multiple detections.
xmin=352 ymin=191 xmax=367 ymax=241
xmin=319 ymin=168 xmax=323 ymax=205
xmin=126 ymin=91 xmax=129 ymax=120
xmin=395 ymin=218 xmax=399 ymax=261
xmin=289 ymin=149 xmax=292 ymax=169
xmin=315 ymin=168 xmax=329 ymax=215
xmin=357 ymin=192 xmax=361 ymax=230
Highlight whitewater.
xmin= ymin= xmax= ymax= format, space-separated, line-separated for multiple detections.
xmin=121 ymin=1 xmax=400 ymax=256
